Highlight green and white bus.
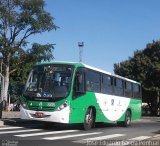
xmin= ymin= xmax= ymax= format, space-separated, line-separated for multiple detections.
xmin=20 ymin=62 xmax=142 ymax=129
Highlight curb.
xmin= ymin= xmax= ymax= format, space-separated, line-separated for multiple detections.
xmin=142 ymin=116 xmax=160 ymax=119
xmin=2 ymin=118 xmax=25 ymax=126
xmin=0 ymin=120 xmax=4 ymax=126
xmin=141 ymin=116 xmax=160 ymax=122
xmin=0 ymin=118 xmax=23 ymax=127
xmin=2 ymin=111 xmax=20 ymax=119
xmin=1 ymin=118 xmax=42 ymax=127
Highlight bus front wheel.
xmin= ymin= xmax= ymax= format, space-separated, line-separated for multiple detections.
xmin=83 ymin=108 xmax=95 ymax=130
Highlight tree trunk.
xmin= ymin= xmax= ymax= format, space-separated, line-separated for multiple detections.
xmin=157 ymin=91 xmax=160 ymax=116
xmin=3 ymin=65 xmax=9 ymax=102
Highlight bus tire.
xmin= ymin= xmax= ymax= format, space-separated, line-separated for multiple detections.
xmin=117 ymin=110 xmax=131 ymax=127
xmin=83 ymin=107 xmax=95 ymax=130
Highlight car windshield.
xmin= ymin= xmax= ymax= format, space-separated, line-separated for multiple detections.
xmin=23 ymin=64 xmax=74 ymax=100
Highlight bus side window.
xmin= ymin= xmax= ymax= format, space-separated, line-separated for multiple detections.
xmin=86 ymin=80 xmax=92 ymax=91
xmin=114 ymin=78 xmax=123 ymax=96
xmin=125 ymin=81 xmax=132 ymax=97
xmin=85 ymin=69 xmax=101 ymax=93
xmin=101 ymin=74 xmax=113 ymax=94
xmin=133 ymin=84 xmax=141 ymax=98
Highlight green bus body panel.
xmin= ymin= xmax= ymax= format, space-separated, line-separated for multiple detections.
xmin=117 ymin=98 xmax=142 ymax=122
xmin=69 ymin=92 xmax=110 ymax=123
xmin=22 ymin=97 xmax=67 ymax=112
xmin=69 ymin=93 xmax=142 ymax=124
xmin=129 ymin=99 xmax=142 ymax=120
xmin=23 ymin=94 xmax=141 ymax=124
xmin=21 ymin=62 xmax=142 ymax=124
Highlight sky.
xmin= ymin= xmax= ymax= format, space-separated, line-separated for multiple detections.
xmin=29 ymin=0 xmax=160 ymax=73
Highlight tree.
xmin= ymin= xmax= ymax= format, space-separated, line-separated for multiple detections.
xmin=0 ymin=0 xmax=57 ymax=102
xmin=114 ymin=40 xmax=160 ymax=116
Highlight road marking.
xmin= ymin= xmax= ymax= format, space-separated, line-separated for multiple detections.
xmin=128 ymin=136 xmax=151 ymax=141
xmin=108 ymin=136 xmax=151 ymax=146
xmin=0 ymin=129 xmax=41 ymax=134
xmin=74 ymin=134 xmax=125 ymax=143
xmin=0 ymin=126 xmax=23 ymax=130
xmin=43 ymin=132 xmax=102 ymax=140
xmin=15 ymin=130 xmax=79 ymax=137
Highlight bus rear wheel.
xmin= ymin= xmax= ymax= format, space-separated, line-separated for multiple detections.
xmin=117 ymin=110 xmax=131 ymax=127
xmin=83 ymin=108 xmax=95 ymax=130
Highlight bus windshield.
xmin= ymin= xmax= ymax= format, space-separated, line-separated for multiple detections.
xmin=23 ymin=64 xmax=74 ymax=101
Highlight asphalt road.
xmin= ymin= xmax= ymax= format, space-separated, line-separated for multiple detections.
xmin=0 ymin=118 xmax=160 ymax=146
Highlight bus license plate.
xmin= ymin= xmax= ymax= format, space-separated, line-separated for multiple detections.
xmin=35 ymin=112 xmax=44 ymax=118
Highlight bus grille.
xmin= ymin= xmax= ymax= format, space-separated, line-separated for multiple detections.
xmin=29 ymin=106 xmax=55 ymax=111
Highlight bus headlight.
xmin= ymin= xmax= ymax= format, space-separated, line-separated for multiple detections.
xmin=57 ymin=101 xmax=68 ymax=111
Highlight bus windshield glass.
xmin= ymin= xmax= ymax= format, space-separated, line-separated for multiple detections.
xmin=23 ymin=64 xmax=74 ymax=101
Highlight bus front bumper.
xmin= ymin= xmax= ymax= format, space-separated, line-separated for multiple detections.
xmin=20 ymin=105 xmax=70 ymax=123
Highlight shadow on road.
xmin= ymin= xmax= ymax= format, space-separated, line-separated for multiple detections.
xmin=2 ymin=118 xmax=118 ymax=131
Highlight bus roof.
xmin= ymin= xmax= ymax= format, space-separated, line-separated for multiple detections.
xmin=36 ymin=61 xmax=141 ymax=85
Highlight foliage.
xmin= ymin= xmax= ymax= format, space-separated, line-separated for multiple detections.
xmin=114 ymin=40 xmax=160 ymax=116
xmin=0 ymin=0 xmax=58 ymax=102
xmin=8 ymin=80 xmax=25 ymax=103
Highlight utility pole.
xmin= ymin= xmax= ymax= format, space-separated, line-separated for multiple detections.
xmin=78 ymin=42 xmax=84 ymax=62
